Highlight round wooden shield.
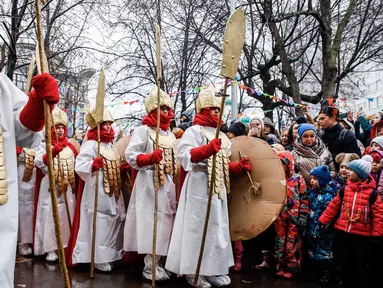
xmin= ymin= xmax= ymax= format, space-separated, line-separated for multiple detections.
xmin=229 ymin=136 xmax=286 ymax=241
xmin=68 ymin=138 xmax=80 ymax=154
xmin=114 ymin=136 xmax=132 ymax=161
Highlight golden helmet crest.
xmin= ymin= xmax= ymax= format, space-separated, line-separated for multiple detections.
xmin=85 ymin=108 xmax=114 ymax=129
xmin=196 ymin=86 xmax=221 ymax=113
xmin=145 ymin=86 xmax=174 ymax=114
xmin=52 ymin=107 xmax=68 ymax=127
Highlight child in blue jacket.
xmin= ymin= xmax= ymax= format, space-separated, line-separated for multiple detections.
xmin=307 ymin=165 xmax=336 ymax=285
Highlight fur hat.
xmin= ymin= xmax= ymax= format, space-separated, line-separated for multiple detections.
xmin=310 ymin=165 xmax=332 ymax=188
xmin=335 ymin=153 xmax=360 ymax=167
xmin=347 ymin=155 xmax=373 ymax=180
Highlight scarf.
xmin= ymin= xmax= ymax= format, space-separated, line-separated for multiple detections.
xmin=51 ymin=127 xmax=78 ymax=156
xmin=87 ymin=127 xmax=115 ymax=143
xmin=142 ymin=109 xmax=174 ymax=131
xmin=193 ymin=108 xmax=223 ymax=128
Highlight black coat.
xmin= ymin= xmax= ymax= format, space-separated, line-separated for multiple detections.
xmin=320 ymin=123 xmax=361 ymax=162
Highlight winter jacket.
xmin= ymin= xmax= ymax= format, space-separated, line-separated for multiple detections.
xmin=355 ymin=116 xmax=371 ymax=147
xmin=319 ymin=176 xmax=383 ymax=237
xmin=329 ymin=175 xmax=346 ymax=193
xmin=277 ymin=151 xmax=309 ymax=226
xmin=307 ymin=185 xmax=336 ymax=260
xmin=292 ymin=138 xmax=336 ymax=184
xmin=370 ymin=120 xmax=383 ymax=141
xmin=320 ymin=123 xmax=361 ymax=162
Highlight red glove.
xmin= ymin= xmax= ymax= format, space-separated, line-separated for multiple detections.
xmin=42 ymin=144 xmax=64 ymax=164
xmin=16 ymin=146 xmax=23 ymax=156
xmin=120 ymin=162 xmax=131 ymax=173
xmin=32 ymin=73 xmax=60 ymax=105
xmin=229 ymin=157 xmax=251 ymax=176
xmin=20 ymin=90 xmax=45 ymax=132
xmin=92 ymin=157 xmax=104 ymax=172
xmin=190 ymin=138 xmax=221 ymax=163
xmin=136 ymin=149 xmax=163 ymax=167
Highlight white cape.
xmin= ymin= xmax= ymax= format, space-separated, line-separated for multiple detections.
xmin=123 ymin=125 xmax=176 ymax=256
xmin=165 ymin=125 xmax=234 ymax=276
xmin=0 ymin=72 xmax=43 ymax=288
xmin=17 ymin=150 xmax=36 ymax=244
xmin=73 ymin=140 xmax=125 ymax=264
xmin=34 ymin=142 xmax=76 ymax=255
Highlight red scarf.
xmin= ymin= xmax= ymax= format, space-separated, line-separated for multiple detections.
xmin=142 ymin=109 xmax=174 ymax=131
xmin=193 ymin=108 xmax=222 ymax=128
xmin=51 ymin=127 xmax=78 ymax=156
xmin=87 ymin=127 xmax=115 ymax=143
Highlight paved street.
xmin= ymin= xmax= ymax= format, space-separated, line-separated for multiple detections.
xmin=14 ymin=255 xmax=334 ymax=288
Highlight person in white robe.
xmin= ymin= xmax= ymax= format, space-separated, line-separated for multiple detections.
xmin=124 ymin=86 xmax=177 ymax=281
xmin=0 ymin=72 xmax=59 ymax=288
xmin=34 ymin=107 xmax=76 ymax=261
xmin=17 ymin=146 xmax=36 ymax=256
xmin=165 ymin=87 xmax=251 ymax=288
xmin=69 ymin=109 xmax=126 ymax=272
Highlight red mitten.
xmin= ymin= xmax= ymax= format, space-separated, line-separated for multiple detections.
xmin=229 ymin=157 xmax=251 ymax=176
xmin=16 ymin=146 xmax=23 ymax=156
xmin=190 ymin=138 xmax=222 ymax=163
xmin=120 ymin=162 xmax=131 ymax=173
xmin=92 ymin=157 xmax=104 ymax=172
xmin=136 ymin=149 xmax=163 ymax=167
xmin=32 ymin=73 xmax=60 ymax=105
xmin=20 ymin=90 xmax=45 ymax=132
xmin=42 ymin=144 xmax=64 ymax=164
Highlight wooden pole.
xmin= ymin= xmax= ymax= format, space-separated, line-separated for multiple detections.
xmin=35 ymin=1 xmax=71 ymax=287
xmin=151 ymin=24 xmax=162 ymax=288
xmin=194 ymin=79 xmax=229 ymax=286
xmin=90 ymin=124 xmax=101 ymax=278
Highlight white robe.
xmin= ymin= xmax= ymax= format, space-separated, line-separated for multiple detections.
xmin=165 ymin=125 xmax=234 ymax=276
xmin=0 ymin=72 xmax=43 ymax=288
xmin=123 ymin=125 xmax=177 ymax=256
xmin=17 ymin=150 xmax=36 ymax=244
xmin=34 ymin=143 xmax=76 ymax=255
xmin=73 ymin=140 xmax=125 ymax=264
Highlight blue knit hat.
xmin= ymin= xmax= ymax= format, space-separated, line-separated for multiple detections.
xmin=298 ymin=123 xmax=317 ymax=138
xmin=310 ymin=165 xmax=331 ymax=188
xmin=347 ymin=155 xmax=373 ymax=180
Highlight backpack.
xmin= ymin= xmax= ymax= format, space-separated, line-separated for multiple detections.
xmin=338 ymin=129 xmax=349 ymax=144
xmin=338 ymin=186 xmax=378 ymax=220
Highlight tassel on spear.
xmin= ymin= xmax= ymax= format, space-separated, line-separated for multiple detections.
xmin=34 ymin=0 xmax=71 ymax=287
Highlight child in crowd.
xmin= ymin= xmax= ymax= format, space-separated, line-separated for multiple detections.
xmin=330 ymin=153 xmax=360 ymax=191
xmin=307 ymin=166 xmax=336 ymax=285
xmin=370 ymin=150 xmax=383 ymax=190
xmin=274 ymin=151 xmax=308 ymax=279
xmin=370 ymin=136 xmax=383 ymax=151
xmin=319 ymin=156 xmax=383 ymax=288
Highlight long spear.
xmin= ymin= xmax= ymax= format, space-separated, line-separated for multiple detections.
xmin=194 ymin=8 xmax=246 ymax=286
xmin=34 ymin=1 xmax=71 ymax=287
xmin=25 ymin=55 xmax=35 ymax=95
xmin=151 ymin=24 xmax=162 ymax=288
xmin=36 ymin=43 xmax=72 ymax=232
xmin=90 ymin=68 xmax=105 ymax=278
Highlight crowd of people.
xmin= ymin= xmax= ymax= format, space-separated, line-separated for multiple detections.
xmin=2 ymin=72 xmax=383 ymax=288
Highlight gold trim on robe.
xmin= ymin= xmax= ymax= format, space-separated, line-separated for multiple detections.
xmin=53 ymin=146 xmax=76 ymax=196
xmin=0 ymin=126 xmax=7 ymax=205
xmin=100 ymin=145 xmax=121 ymax=198
xmin=148 ymin=128 xmax=177 ymax=186
xmin=22 ymin=148 xmax=35 ymax=182
xmin=201 ymin=126 xmax=230 ymax=199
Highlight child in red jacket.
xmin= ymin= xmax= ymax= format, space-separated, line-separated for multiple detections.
xmin=319 ymin=155 xmax=383 ymax=288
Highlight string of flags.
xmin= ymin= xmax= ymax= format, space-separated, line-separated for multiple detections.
xmin=65 ymin=79 xmax=365 ymax=116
